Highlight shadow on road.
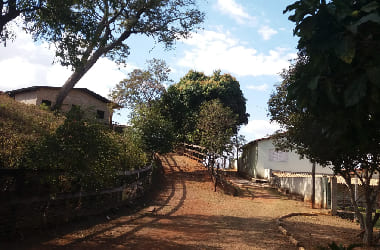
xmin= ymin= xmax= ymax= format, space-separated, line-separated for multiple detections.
xmin=1 ymin=153 xmax=302 ymax=250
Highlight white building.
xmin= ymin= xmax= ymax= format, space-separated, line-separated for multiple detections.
xmin=238 ymin=137 xmax=334 ymax=179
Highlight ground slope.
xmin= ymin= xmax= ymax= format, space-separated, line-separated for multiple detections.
xmin=2 ymin=153 xmax=367 ymax=249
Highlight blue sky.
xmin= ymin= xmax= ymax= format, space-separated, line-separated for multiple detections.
xmin=0 ymin=0 xmax=298 ymax=142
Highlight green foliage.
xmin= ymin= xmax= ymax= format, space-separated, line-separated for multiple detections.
xmin=111 ymin=59 xmax=170 ymax=110
xmin=160 ymin=70 xmax=249 ymax=142
xmin=31 ymin=0 xmax=204 ymax=108
xmin=131 ymin=103 xmax=175 ymax=156
xmin=118 ymin=126 xmax=148 ymax=170
xmin=0 ymin=98 xmax=147 ymax=192
xmin=22 ymin=107 xmax=148 ymax=192
xmin=270 ymin=0 xmax=380 ymax=245
xmin=284 ymin=0 xmax=380 ymax=117
xmin=196 ymin=99 xmax=238 ymax=156
xmin=31 ymin=0 xmax=205 ymax=70
xmin=0 ymin=94 xmax=63 ymax=168
xmin=1 ymin=0 xmax=77 ymax=45
xmin=23 ymin=112 xmax=121 ymax=191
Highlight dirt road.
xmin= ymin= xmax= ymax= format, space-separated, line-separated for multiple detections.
xmin=3 ymin=153 xmax=321 ymax=249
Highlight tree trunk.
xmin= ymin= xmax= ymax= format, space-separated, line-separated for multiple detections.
xmin=344 ymin=173 xmax=378 ymax=246
xmin=53 ymin=69 xmax=88 ymax=110
xmin=52 ymin=28 xmax=132 ymax=110
xmin=214 ymin=163 xmax=219 ymax=192
xmin=311 ymin=162 xmax=315 ymax=208
xmin=0 ymin=0 xmax=20 ymax=35
xmin=364 ymin=199 xmax=374 ymax=245
xmin=52 ymin=44 xmax=107 ymax=110
xmin=344 ymin=176 xmax=365 ymax=229
xmin=363 ymin=175 xmax=374 ymax=245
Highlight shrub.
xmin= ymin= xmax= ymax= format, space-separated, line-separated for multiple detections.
xmin=22 ymin=107 xmax=149 ymax=192
xmin=0 ymin=94 xmax=63 ymax=168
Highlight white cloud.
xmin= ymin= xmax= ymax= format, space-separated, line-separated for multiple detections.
xmin=216 ymin=0 xmax=256 ymax=25
xmin=247 ymin=84 xmax=268 ymax=91
xmin=178 ymin=30 xmax=296 ymax=77
xmin=0 ymin=29 xmax=137 ymax=99
xmin=240 ymin=119 xmax=281 ymax=142
xmin=258 ymin=25 xmax=278 ymax=40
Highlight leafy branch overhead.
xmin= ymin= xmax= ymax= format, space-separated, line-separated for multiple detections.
xmin=21 ymin=0 xmax=204 ymax=109
xmin=111 ymin=58 xmax=170 ymax=109
xmin=284 ymin=0 xmax=380 ymax=110
xmin=270 ymin=0 xmax=380 ymax=246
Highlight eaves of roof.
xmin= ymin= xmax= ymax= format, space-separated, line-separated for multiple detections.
xmin=6 ymin=86 xmax=121 ymax=108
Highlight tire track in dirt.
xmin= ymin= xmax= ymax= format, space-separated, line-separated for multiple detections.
xmin=3 ymin=153 xmax=317 ymax=249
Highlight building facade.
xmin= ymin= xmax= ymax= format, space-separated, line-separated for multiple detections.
xmin=238 ymin=137 xmax=334 ymax=179
xmin=7 ymin=86 xmax=116 ymax=124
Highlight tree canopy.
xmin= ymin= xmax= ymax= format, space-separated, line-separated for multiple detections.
xmin=130 ymin=103 xmax=175 ymax=156
xmin=37 ymin=0 xmax=204 ymax=109
xmin=160 ymin=70 xmax=249 ymax=142
xmin=269 ymin=0 xmax=380 ymax=245
xmin=111 ymin=58 xmax=170 ymax=110
xmin=1 ymin=0 xmax=78 ymax=45
xmin=4 ymin=0 xmax=204 ymax=109
xmin=196 ymin=99 xmax=237 ymax=156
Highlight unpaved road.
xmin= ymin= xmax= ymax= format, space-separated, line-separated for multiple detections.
xmin=1 ymin=153 xmax=345 ymax=249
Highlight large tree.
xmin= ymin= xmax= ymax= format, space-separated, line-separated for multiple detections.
xmin=269 ymin=0 xmax=380 ymax=245
xmin=160 ymin=70 xmax=249 ymax=142
xmin=196 ymin=99 xmax=237 ymax=157
xmin=196 ymin=99 xmax=238 ymax=191
xmin=34 ymin=0 xmax=204 ymax=110
xmin=0 ymin=0 xmax=79 ymax=45
xmin=1 ymin=0 xmax=41 ymax=41
xmin=110 ymin=58 xmax=170 ymax=110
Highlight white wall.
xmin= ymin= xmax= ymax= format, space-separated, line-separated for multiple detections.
xmin=277 ymin=176 xmax=330 ymax=208
xmin=14 ymin=92 xmax=37 ymax=105
xmin=255 ymin=139 xmax=333 ymax=178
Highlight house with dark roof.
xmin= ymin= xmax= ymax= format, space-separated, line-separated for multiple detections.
xmin=7 ymin=86 xmax=118 ymax=124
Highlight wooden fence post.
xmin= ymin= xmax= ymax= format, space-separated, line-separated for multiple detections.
xmin=331 ymin=176 xmax=337 ymax=215
xmin=312 ymin=162 xmax=315 ymax=208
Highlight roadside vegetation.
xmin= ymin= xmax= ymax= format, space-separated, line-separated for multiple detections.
xmin=111 ymin=59 xmax=249 ymax=165
xmin=269 ymin=0 xmax=380 ymax=246
xmin=0 ymin=94 xmax=147 ymax=193
xmin=0 ymin=94 xmax=63 ymax=168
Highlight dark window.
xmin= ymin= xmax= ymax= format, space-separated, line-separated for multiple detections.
xmin=41 ymin=100 xmax=52 ymax=106
xmin=97 ymin=110 xmax=105 ymax=119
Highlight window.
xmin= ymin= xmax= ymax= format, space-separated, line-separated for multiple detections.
xmin=41 ymin=99 xmax=52 ymax=106
xmin=268 ymin=149 xmax=288 ymax=162
xmin=97 ymin=110 xmax=105 ymax=119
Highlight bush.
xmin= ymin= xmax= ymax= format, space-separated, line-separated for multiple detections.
xmin=1 ymin=97 xmax=148 ymax=193
xmin=0 ymin=94 xmax=63 ymax=168
xmin=22 ymin=107 xmax=148 ymax=193
xmin=117 ymin=126 xmax=148 ymax=170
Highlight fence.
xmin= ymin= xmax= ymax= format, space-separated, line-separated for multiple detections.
xmin=183 ymin=143 xmax=207 ymax=163
xmin=271 ymin=172 xmax=375 ymax=213
xmin=0 ymin=166 xmax=153 ymax=238
xmin=182 ymin=144 xmax=237 ymax=193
